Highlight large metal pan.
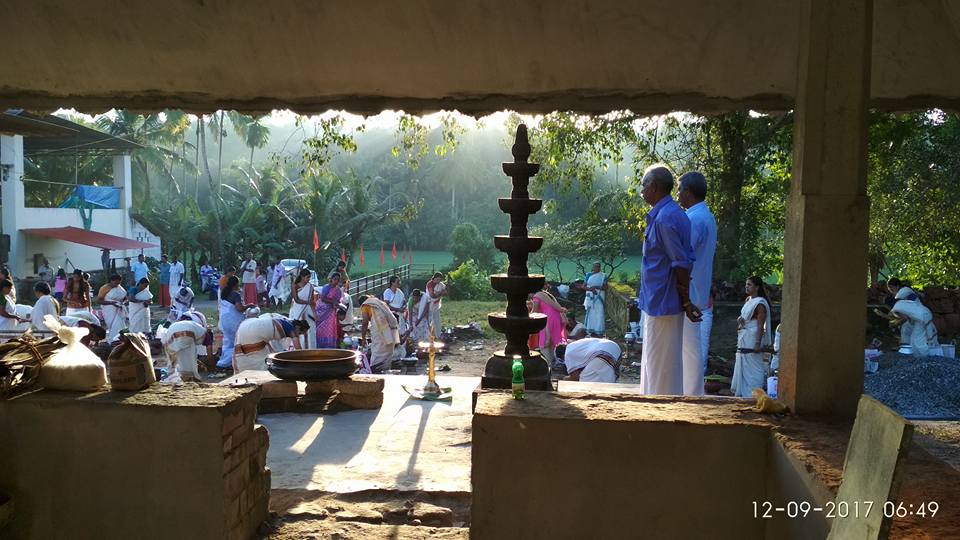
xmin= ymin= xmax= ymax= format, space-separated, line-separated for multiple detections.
xmin=267 ymin=349 xmax=359 ymax=381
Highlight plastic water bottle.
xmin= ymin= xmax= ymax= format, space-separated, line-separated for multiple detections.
xmin=511 ymin=359 xmax=525 ymax=400
xmin=767 ymin=372 xmax=779 ymax=399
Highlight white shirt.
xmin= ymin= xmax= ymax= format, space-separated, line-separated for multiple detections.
xmin=0 ymin=294 xmax=16 ymax=331
xmin=241 ymin=260 xmax=257 ymax=284
xmin=686 ymin=201 xmax=717 ymax=310
xmin=32 ymin=295 xmax=60 ymax=331
xmin=563 ymin=337 xmax=621 ymax=383
xmin=168 ymin=261 xmax=185 ymax=286
xmin=383 ymin=288 xmax=406 ymax=310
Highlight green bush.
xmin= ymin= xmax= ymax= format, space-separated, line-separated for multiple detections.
xmin=446 ymin=260 xmax=499 ymax=301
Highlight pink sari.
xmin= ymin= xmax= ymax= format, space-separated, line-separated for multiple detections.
xmin=533 ymin=294 xmax=567 ymax=348
xmin=315 ymin=284 xmax=342 ymax=348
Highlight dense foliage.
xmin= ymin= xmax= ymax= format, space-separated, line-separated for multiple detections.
xmin=29 ymin=107 xmax=960 ymax=287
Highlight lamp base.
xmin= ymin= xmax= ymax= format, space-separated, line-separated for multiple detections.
xmin=480 ymin=350 xmax=552 ymax=391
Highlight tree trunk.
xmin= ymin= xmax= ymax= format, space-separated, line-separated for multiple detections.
xmin=250 ymin=145 xmax=255 ymax=170
xmin=199 ymin=116 xmax=225 ymax=267
xmin=712 ymin=112 xmax=747 ymax=281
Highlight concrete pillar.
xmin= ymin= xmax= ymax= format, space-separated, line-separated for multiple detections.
xmin=780 ymin=0 xmax=872 ymax=417
xmin=113 ymin=154 xmax=133 ymax=256
xmin=1 ymin=135 xmax=26 ymax=275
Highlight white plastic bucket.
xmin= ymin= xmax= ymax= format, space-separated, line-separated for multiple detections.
xmin=943 ymin=344 xmax=956 ymax=359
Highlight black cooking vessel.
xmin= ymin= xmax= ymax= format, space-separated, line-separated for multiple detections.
xmin=267 ymin=349 xmax=359 ymax=381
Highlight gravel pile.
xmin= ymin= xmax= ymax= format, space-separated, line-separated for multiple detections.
xmin=864 ymin=353 xmax=960 ymax=419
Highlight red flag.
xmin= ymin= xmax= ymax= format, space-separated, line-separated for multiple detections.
xmin=391 ymin=241 xmax=397 ymax=260
xmin=313 ymin=229 xmax=320 ymax=252
xmin=359 ymin=245 xmax=365 ymax=266
xmin=379 ymin=245 xmax=385 ymax=267
xmin=341 ymin=248 xmax=346 ymax=263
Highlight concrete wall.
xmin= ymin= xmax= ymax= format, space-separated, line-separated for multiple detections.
xmin=0 ymin=385 xmax=268 ymax=540
xmin=1 ymin=1 xmax=959 ymax=113
xmin=472 ymin=392 xmax=769 ymax=539
xmin=21 ymin=208 xmax=128 ymax=275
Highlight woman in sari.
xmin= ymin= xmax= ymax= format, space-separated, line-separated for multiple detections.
xmin=731 ymin=276 xmax=773 ymax=398
xmin=289 ymin=269 xmax=317 ymax=349
xmin=316 ymin=272 xmax=343 ymax=348
xmin=216 ymin=276 xmax=256 ymax=370
xmin=127 ymin=277 xmax=153 ymax=334
xmin=583 ymin=262 xmax=607 ymax=336
xmin=97 ymin=274 xmax=128 ymax=343
xmin=408 ymin=289 xmax=429 ymax=344
xmin=531 ymin=283 xmax=568 ymax=365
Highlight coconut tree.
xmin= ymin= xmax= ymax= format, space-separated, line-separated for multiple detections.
xmin=95 ymin=110 xmax=193 ymax=205
xmin=228 ymin=112 xmax=272 ymax=168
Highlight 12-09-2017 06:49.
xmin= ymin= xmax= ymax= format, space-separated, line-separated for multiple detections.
xmin=753 ymin=500 xmax=939 ymax=519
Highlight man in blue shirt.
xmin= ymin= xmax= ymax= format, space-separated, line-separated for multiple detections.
xmin=638 ymin=165 xmax=701 ymax=396
xmin=677 ymin=172 xmax=717 ymax=396
xmin=131 ymin=253 xmax=149 ymax=285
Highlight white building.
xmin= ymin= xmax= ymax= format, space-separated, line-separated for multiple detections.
xmin=0 ymin=110 xmax=160 ymax=279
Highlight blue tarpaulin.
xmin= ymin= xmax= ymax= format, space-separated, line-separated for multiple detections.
xmin=58 ymin=185 xmax=121 ymax=209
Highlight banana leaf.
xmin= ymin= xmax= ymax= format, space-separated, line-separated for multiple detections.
xmin=0 ymin=333 xmax=65 ymax=399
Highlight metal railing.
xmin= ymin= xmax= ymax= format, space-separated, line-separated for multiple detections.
xmin=348 ymin=264 xmax=411 ymax=297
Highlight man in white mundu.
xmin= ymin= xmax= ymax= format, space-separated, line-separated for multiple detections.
xmin=233 ymin=314 xmax=309 ymax=372
xmin=96 ymin=274 xmax=128 ymax=343
xmin=383 ymin=275 xmax=407 ymax=335
xmin=562 ymin=337 xmax=622 ymax=383
xmin=637 ymin=165 xmax=701 ymax=396
xmin=162 ymin=315 xmax=208 ymax=380
xmin=676 ymin=172 xmax=717 ymax=396
xmin=128 ymin=278 xmax=153 ymax=334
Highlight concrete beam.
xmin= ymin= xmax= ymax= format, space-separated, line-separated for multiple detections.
xmin=780 ymin=0 xmax=872 ymax=417
xmin=0 ymin=0 xmax=958 ymax=114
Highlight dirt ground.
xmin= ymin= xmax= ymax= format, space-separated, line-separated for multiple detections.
xmin=262 ymin=489 xmax=470 ymax=539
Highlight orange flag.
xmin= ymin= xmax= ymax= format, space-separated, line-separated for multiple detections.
xmin=313 ymin=229 xmax=320 ymax=252
xmin=379 ymin=245 xmax=385 ymax=267
xmin=391 ymin=241 xmax=397 ymax=260
xmin=359 ymin=245 xmax=365 ymax=266
xmin=341 ymin=248 xmax=346 ymax=263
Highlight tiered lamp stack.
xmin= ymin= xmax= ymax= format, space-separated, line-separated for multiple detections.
xmin=482 ymin=124 xmax=551 ymax=391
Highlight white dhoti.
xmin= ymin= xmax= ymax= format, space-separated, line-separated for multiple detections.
xmin=101 ymin=286 xmax=128 ymax=343
xmin=640 ymin=312 xmax=684 ymax=395
xmin=65 ymin=306 xmax=91 ymax=317
xmin=234 ymin=316 xmax=289 ymax=372
xmin=731 ymin=297 xmax=772 ymax=398
xmin=681 ymin=317 xmax=704 ymax=396
xmin=289 ymin=284 xmax=317 ymax=349
xmin=163 ymin=320 xmax=205 ymax=379
xmin=128 ymin=289 xmax=153 ymax=334
xmin=892 ymin=297 xmax=938 ymax=358
xmin=31 ymin=296 xmax=60 ymax=332
xmin=699 ymin=307 xmax=713 ymax=376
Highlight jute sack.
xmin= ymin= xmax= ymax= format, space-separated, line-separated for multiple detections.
xmin=108 ymin=332 xmax=157 ymax=390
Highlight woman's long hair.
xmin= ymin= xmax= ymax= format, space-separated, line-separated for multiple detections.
xmin=748 ymin=276 xmax=768 ymax=300
xmin=223 ymin=275 xmax=240 ymax=297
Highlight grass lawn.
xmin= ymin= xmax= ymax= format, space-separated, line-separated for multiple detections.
xmin=193 ymin=299 xmax=503 ymax=336
xmin=441 ymin=300 xmax=503 ymax=336
xmin=347 ymin=250 xmax=643 ymax=283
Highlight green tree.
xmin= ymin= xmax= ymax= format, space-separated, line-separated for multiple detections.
xmin=228 ymin=112 xmax=271 ymax=168
xmin=96 ymin=110 xmax=193 ymax=205
xmin=448 ymin=222 xmax=497 ymax=273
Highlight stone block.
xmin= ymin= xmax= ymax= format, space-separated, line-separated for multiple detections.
xmin=410 ymin=502 xmax=453 ymax=527
xmin=230 ymin=420 xmax=253 ymax=448
xmin=304 ymin=379 xmax=338 ymax=395
xmin=336 ymin=375 xmax=385 ymax=396
xmin=334 ymin=508 xmax=384 ymax=524
xmin=827 ymin=396 xmax=913 ymax=540
xmin=286 ymin=500 xmax=330 ymax=520
xmin=260 ymin=379 xmax=299 ymax=399
xmin=336 ymin=391 xmax=384 ymax=410
xmin=222 ymin=408 xmax=244 ymax=435
xmin=225 ymin=460 xmax=250 ymax=499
